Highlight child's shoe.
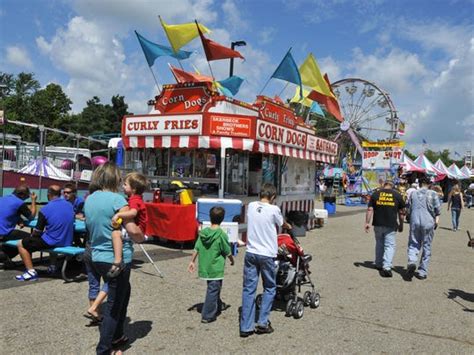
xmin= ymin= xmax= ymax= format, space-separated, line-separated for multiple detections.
xmin=15 ymin=269 xmax=38 ymax=281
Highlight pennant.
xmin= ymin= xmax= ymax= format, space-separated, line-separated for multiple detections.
xmin=422 ymin=138 xmax=427 ymax=144
xmin=397 ymin=121 xmax=405 ymax=136
xmin=271 ymin=49 xmax=303 ymax=98
xmin=135 ymin=31 xmax=192 ymax=67
xmin=290 ymin=87 xmax=314 ymax=107
xmin=168 ymin=64 xmax=213 ymax=83
xmin=214 ymin=82 xmax=233 ymax=97
xmin=310 ymin=101 xmax=325 ymax=116
xmin=308 ymin=90 xmax=343 ymax=122
xmin=196 ymin=21 xmax=244 ymax=61
xmin=454 ymin=151 xmax=461 ymax=157
xmin=159 ymin=16 xmax=210 ymax=52
xmin=217 ymin=76 xmax=244 ymax=96
xmin=299 ymin=53 xmax=335 ymax=98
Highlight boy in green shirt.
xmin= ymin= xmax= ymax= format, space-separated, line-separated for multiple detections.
xmin=188 ymin=206 xmax=234 ymax=323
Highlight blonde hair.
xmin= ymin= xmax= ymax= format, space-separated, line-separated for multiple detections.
xmin=125 ymin=172 xmax=148 ymax=195
xmin=91 ymin=162 xmax=121 ymax=192
xmin=451 ymin=185 xmax=460 ymax=194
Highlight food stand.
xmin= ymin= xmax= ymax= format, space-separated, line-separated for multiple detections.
xmin=121 ymin=82 xmax=338 ymax=241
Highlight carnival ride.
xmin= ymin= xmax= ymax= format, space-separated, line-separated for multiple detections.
xmin=315 ymin=78 xmax=400 ymax=164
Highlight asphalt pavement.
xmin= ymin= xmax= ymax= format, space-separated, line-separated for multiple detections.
xmin=1 ymin=202 xmax=473 ymax=354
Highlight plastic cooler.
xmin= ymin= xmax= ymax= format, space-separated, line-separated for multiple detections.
xmin=324 ymin=202 xmax=336 ymax=215
xmin=196 ymin=198 xmax=242 ymax=244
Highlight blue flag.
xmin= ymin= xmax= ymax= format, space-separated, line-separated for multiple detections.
xmin=310 ymin=101 xmax=325 ymax=116
xmin=218 ymin=76 xmax=244 ymax=96
xmin=135 ymin=31 xmax=193 ymax=67
xmin=422 ymin=138 xmax=427 ymax=144
xmin=271 ymin=49 xmax=303 ymax=98
xmin=454 ymin=151 xmax=461 ymax=157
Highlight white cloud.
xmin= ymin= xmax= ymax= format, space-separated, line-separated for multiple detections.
xmin=222 ymin=0 xmax=248 ymax=32
xmin=259 ymin=27 xmax=276 ymax=45
xmin=5 ymin=46 xmax=33 ymax=69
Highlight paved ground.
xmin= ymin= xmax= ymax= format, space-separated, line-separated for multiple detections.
xmin=1 ymin=203 xmax=473 ymax=354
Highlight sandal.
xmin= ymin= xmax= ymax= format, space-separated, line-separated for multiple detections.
xmin=83 ymin=312 xmax=103 ymax=322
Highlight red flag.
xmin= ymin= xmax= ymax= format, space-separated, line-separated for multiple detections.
xmin=196 ymin=21 xmax=244 ymax=61
xmin=307 ymin=73 xmax=343 ymax=122
xmin=168 ymin=64 xmax=213 ymax=83
xmin=307 ymin=90 xmax=343 ymax=122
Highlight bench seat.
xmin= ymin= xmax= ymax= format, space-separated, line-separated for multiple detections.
xmin=3 ymin=240 xmax=86 ymax=282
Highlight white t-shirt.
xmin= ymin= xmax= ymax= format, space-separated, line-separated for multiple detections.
xmin=246 ymin=201 xmax=284 ymax=258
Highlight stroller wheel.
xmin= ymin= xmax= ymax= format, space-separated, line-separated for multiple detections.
xmin=255 ymin=294 xmax=263 ymax=310
xmin=303 ymin=291 xmax=312 ymax=306
xmin=293 ymin=300 xmax=304 ymax=319
xmin=285 ymin=299 xmax=295 ymax=317
xmin=310 ymin=292 xmax=320 ymax=309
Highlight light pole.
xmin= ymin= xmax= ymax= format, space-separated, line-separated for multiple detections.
xmin=0 ymin=83 xmax=7 ymax=196
xmin=229 ymin=41 xmax=246 ymax=77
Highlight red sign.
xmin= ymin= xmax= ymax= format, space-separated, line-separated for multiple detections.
xmin=306 ymin=135 xmax=338 ymax=156
xmin=124 ymin=114 xmax=202 ymax=136
xmin=256 ymin=120 xmax=307 ymax=149
xmin=209 ymin=115 xmax=252 ymax=138
xmin=155 ymin=84 xmax=211 ymax=114
xmin=256 ymin=97 xmax=299 ymax=129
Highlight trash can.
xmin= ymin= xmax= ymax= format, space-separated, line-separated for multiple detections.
xmin=323 ymin=196 xmax=336 ymax=215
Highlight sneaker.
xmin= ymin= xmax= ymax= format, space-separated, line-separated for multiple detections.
xmin=415 ymin=273 xmax=427 ymax=280
xmin=201 ymin=318 xmax=216 ymax=324
xmin=380 ymin=269 xmax=393 ymax=278
xmin=255 ymin=322 xmax=274 ymax=335
xmin=15 ymin=269 xmax=38 ymax=281
xmin=239 ymin=330 xmax=254 ymax=338
xmin=406 ymin=264 xmax=416 ymax=279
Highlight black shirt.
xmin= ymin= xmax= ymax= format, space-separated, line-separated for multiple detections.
xmin=368 ymin=188 xmax=406 ymax=229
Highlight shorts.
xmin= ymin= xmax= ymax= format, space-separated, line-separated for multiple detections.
xmin=21 ymin=236 xmax=52 ymax=253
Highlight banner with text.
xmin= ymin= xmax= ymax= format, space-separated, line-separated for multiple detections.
xmin=124 ymin=114 xmax=202 ymax=136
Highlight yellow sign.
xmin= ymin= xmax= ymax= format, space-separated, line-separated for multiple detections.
xmin=362 ymin=140 xmax=405 ymax=148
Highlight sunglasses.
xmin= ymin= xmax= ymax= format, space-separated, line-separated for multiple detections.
xmin=63 ymin=190 xmax=74 ymax=194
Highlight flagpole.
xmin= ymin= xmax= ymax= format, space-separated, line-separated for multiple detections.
xmin=277 ymin=82 xmax=290 ymax=98
xmin=148 ymin=66 xmax=162 ymax=94
xmin=258 ymin=77 xmax=272 ymax=97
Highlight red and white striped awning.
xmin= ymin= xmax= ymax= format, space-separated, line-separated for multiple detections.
xmin=123 ymin=135 xmax=335 ymax=163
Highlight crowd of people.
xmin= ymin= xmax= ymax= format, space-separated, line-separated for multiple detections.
xmin=365 ymin=176 xmax=469 ymax=281
xmin=0 ymin=165 xmax=472 ymax=353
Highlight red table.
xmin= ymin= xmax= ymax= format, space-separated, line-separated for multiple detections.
xmin=145 ymin=203 xmax=198 ymax=242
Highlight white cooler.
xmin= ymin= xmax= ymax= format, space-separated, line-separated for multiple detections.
xmin=313 ymin=208 xmax=328 ymax=227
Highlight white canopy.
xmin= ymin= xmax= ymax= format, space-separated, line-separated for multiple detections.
xmin=448 ymin=163 xmax=470 ymax=180
xmin=18 ymin=158 xmax=71 ymax=181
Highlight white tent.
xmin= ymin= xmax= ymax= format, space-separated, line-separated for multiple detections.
xmin=401 ymin=154 xmax=425 ymax=173
xmin=434 ymin=159 xmax=457 ymax=179
xmin=448 ymin=163 xmax=469 ymax=180
xmin=414 ymin=154 xmax=445 ymax=177
xmin=18 ymin=158 xmax=71 ymax=181
xmin=460 ymin=165 xmax=474 ymax=178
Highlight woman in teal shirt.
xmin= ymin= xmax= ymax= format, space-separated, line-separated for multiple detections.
xmin=84 ymin=163 xmax=145 ymax=355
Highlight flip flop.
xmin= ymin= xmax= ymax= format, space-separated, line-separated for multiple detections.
xmin=85 ymin=319 xmax=101 ymax=327
xmin=83 ymin=312 xmax=103 ymax=322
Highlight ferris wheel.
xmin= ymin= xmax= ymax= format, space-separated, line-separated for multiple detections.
xmin=315 ymin=78 xmax=400 ymax=162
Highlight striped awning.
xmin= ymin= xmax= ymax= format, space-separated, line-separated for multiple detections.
xmin=123 ymin=135 xmax=335 ymax=163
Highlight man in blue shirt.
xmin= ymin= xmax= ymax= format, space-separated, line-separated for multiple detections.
xmin=15 ymin=185 xmax=74 ymax=281
xmin=63 ymin=183 xmax=85 ymax=219
xmin=0 ymin=184 xmax=37 ymax=267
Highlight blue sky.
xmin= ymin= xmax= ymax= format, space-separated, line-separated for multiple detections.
xmin=1 ymin=0 xmax=473 ymax=158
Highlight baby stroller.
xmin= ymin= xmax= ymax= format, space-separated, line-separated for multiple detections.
xmin=256 ymin=230 xmax=320 ymax=319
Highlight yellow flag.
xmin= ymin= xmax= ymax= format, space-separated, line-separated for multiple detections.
xmin=160 ymin=17 xmax=210 ymax=52
xmin=299 ymin=53 xmax=335 ymax=98
xmin=290 ymin=87 xmax=313 ymax=107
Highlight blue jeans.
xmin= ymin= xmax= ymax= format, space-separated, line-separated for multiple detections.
xmin=451 ymin=209 xmax=461 ymax=230
xmin=201 ymin=280 xmax=223 ymax=321
xmin=407 ymin=225 xmax=434 ymax=277
xmin=93 ymin=262 xmax=131 ymax=355
xmin=374 ymin=226 xmax=397 ymax=270
xmin=84 ymin=246 xmax=108 ymax=299
xmin=240 ymin=252 xmax=276 ymax=332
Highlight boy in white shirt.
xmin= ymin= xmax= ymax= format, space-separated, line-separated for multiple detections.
xmin=239 ymin=183 xmax=290 ymax=337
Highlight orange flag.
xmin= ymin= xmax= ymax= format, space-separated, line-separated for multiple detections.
xmin=168 ymin=64 xmax=213 ymax=83
xmin=196 ymin=21 xmax=244 ymax=61
xmin=308 ymin=74 xmax=343 ymax=122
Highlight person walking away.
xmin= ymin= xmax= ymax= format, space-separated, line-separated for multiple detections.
xmin=240 ymin=183 xmax=290 ymax=337
xmin=188 ymin=206 xmax=234 ymax=323
xmin=84 ymin=163 xmax=145 ymax=354
xmin=0 ymin=184 xmax=37 ymax=267
xmin=447 ymin=186 xmax=464 ymax=231
xmin=365 ymin=180 xmax=405 ymax=278
xmin=406 ymin=177 xmax=441 ymax=280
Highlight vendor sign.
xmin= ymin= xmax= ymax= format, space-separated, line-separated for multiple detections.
xmin=362 ymin=140 xmax=405 ymax=148
xmin=306 ymin=135 xmax=338 ymax=156
xmin=362 ymin=150 xmax=402 ymax=169
xmin=256 ymin=119 xmax=306 ymax=149
xmin=208 ymin=114 xmax=252 ymax=138
xmin=124 ymin=114 xmax=202 ymax=136
xmin=155 ymin=84 xmax=211 ymax=114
